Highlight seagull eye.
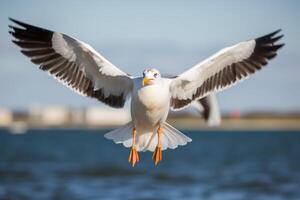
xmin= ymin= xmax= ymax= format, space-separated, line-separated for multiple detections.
xmin=154 ymin=73 xmax=158 ymax=78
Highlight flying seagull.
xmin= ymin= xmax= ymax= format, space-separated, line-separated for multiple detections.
xmin=9 ymin=18 xmax=284 ymax=166
xmin=192 ymin=94 xmax=221 ymax=126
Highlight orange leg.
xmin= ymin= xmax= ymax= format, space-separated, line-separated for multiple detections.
xmin=152 ymin=126 xmax=162 ymax=165
xmin=128 ymin=127 xmax=139 ymax=167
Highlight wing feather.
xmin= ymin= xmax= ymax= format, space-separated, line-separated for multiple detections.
xmin=9 ymin=18 xmax=133 ymax=108
xmin=170 ymin=30 xmax=284 ymax=110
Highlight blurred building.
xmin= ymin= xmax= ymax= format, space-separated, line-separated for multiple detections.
xmin=39 ymin=106 xmax=71 ymax=126
xmin=85 ymin=107 xmax=131 ymax=127
xmin=0 ymin=108 xmax=13 ymax=127
xmin=70 ymin=108 xmax=85 ymax=126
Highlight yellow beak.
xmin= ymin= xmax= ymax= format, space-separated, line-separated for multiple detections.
xmin=142 ymin=77 xmax=153 ymax=86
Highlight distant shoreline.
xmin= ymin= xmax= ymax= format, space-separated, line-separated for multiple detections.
xmin=2 ymin=106 xmax=300 ymax=133
xmin=2 ymin=117 xmax=300 ymax=134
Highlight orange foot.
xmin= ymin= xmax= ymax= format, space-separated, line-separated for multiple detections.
xmin=152 ymin=145 xmax=162 ymax=165
xmin=128 ymin=147 xmax=139 ymax=167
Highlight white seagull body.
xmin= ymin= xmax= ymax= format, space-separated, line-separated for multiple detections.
xmin=9 ymin=18 xmax=284 ymax=166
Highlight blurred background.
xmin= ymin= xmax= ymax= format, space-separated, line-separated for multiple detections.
xmin=0 ymin=0 xmax=300 ymax=200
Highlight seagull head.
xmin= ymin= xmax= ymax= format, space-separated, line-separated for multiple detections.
xmin=142 ymin=68 xmax=161 ymax=86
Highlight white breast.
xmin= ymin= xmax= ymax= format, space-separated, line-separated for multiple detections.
xmin=131 ymin=78 xmax=170 ymax=130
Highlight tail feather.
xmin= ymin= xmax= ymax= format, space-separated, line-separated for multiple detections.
xmin=163 ymin=123 xmax=192 ymax=147
xmin=104 ymin=122 xmax=192 ymax=152
xmin=162 ymin=128 xmax=179 ymax=149
xmin=104 ymin=121 xmax=133 ymax=147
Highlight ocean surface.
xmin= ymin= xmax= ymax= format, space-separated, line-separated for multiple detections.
xmin=0 ymin=128 xmax=299 ymax=200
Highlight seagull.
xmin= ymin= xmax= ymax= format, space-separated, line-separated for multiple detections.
xmin=9 ymin=18 xmax=284 ymax=166
xmin=192 ymin=94 xmax=221 ymax=126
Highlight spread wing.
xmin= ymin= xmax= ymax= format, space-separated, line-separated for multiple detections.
xmin=9 ymin=18 xmax=133 ymax=108
xmin=169 ymin=30 xmax=284 ymax=110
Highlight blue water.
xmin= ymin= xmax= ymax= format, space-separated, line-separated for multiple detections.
xmin=0 ymin=129 xmax=300 ymax=200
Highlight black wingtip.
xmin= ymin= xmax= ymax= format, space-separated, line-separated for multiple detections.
xmin=8 ymin=18 xmax=25 ymax=32
xmin=276 ymin=43 xmax=285 ymax=50
xmin=9 ymin=17 xmax=24 ymax=24
xmin=8 ymin=17 xmax=54 ymax=35
xmin=9 ymin=17 xmax=28 ymax=28
xmin=8 ymin=18 xmax=17 ymax=31
xmin=271 ymin=35 xmax=284 ymax=43
xmin=272 ymin=29 xmax=282 ymax=35
xmin=256 ymin=29 xmax=285 ymax=46
xmin=9 ymin=17 xmax=21 ymax=26
xmin=266 ymin=29 xmax=282 ymax=38
xmin=274 ymin=29 xmax=282 ymax=34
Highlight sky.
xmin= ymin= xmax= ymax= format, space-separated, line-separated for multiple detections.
xmin=0 ymin=0 xmax=299 ymax=113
